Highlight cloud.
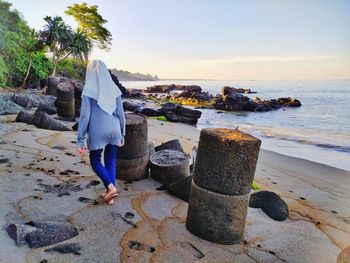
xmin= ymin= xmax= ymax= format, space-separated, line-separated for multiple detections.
xmin=182 ymin=55 xmax=336 ymax=65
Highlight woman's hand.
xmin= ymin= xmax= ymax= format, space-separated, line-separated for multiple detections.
xmin=120 ymin=138 xmax=125 ymax=146
xmin=77 ymin=146 xmax=87 ymax=154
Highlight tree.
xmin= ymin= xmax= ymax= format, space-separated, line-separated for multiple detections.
xmin=65 ymin=2 xmax=112 ymax=50
xmin=39 ymin=16 xmax=92 ymax=76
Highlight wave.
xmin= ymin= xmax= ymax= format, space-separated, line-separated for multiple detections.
xmin=259 ymin=133 xmax=350 ymax=153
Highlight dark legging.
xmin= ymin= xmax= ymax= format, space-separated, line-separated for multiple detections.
xmin=89 ymin=144 xmax=119 ymax=189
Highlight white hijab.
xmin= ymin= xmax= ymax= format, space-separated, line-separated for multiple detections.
xmin=82 ymin=59 xmax=122 ymax=115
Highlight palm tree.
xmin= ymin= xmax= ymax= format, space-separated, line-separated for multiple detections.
xmin=39 ymin=16 xmax=92 ymax=76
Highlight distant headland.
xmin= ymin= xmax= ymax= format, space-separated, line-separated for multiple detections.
xmin=109 ymin=69 xmax=160 ymax=81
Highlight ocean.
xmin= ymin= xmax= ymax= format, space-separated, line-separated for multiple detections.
xmin=123 ymin=79 xmax=350 ymax=171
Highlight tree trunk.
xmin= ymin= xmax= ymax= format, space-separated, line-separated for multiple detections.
xmin=20 ymin=55 xmax=33 ymax=88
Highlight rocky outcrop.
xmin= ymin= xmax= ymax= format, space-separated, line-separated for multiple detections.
xmin=144 ymin=84 xmax=202 ymax=94
xmin=222 ymin=86 xmax=256 ymax=94
xmin=143 ymin=84 xmax=301 ymax=113
xmin=249 ymin=191 xmax=289 ymax=221
xmin=123 ymin=101 xmax=202 ymax=124
xmin=159 ymin=102 xmax=202 ymax=124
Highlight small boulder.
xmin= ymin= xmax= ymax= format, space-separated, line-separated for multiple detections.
xmin=168 ymin=176 xmax=192 ymax=202
xmin=155 ymin=139 xmax=184 ymax=153
xmin=15 ymin=110 xmax=34 ymax=124
xmin=249 ymin=191 xmax=289 ymax=221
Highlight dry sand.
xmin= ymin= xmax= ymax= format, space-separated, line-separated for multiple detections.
xmin=0 ymin=112 xmax=349 ymax=263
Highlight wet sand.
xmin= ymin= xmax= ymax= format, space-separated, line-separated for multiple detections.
xmin=0 ymin=113 xmax=349 ymax=263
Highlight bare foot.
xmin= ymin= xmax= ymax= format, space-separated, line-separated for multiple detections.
xmin=103 ymin=185 xmax=118 ymax=203
xmin=107 ymin=199 xmax=114 ymax=205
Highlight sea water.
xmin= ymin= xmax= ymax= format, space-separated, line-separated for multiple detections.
xmin=124 ymin=79 xmax=350 ymax=171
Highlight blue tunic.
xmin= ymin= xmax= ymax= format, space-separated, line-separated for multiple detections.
xmin=77 ymin=95 xmax=126 ymax=151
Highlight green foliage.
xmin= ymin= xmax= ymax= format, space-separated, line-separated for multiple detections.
xmin=149 ymin=116 xmax=169 ymax=122
xmin=251 ymin=180 xmax=260 ymax=191
xmin=57 ymin=58 xmax=86 ymax=80
xmin=65 ymin=2 xmax=112 ymax=50
xmin=39 ymin=16 xmax=92 ymax=76
xmin=0 ymin=0 xmax=49 ymax=88
xmin=28 ymin=51 xmax=52 ymax=84
xmin=0 ymin=57 xmax=9 ymax=88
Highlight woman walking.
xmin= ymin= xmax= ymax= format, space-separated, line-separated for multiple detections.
xmin=77 ymin=59 xmax=126 ymax=205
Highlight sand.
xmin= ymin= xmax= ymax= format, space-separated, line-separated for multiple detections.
xmin=0 ymin=112 xmax=349 ymax=263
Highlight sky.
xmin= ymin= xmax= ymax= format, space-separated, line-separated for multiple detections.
xmin=8 ymin=0 xmax=350 ymax=80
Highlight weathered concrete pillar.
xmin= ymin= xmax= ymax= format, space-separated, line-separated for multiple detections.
xmin=47 ymin=77 xmax=60 ymax=96
xmin=150 ymin=149 xmax=190 ymax=187
xmin=186 ymin=128 xmax=261 ymax=244
xmin=56 ymin=81 xmax=75 ymax=120
xmin=117 ymin=113 xmax=149 ymax=181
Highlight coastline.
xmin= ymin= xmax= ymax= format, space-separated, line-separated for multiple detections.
xmin=0 ymin=114 xmax=349 ymax=262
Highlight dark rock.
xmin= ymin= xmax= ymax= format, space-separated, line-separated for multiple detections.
xmin=109 ymin=71 xmax=129 ymax=97
xmin=44 ymin=243 xmax=82 ymax=254
xmin=33 ymin=110 xmax=70 ymax=131
xmin=168 ymin=176 xmax=192 ymax=202
xmin=155 ymin=139 xmax=184 ymax=153
xmin=5 ymin=223 xmax=37 ymax=246
xmin=123 ymin=101 xmax=141 ymax=112
xmin=160 ymin=102 xmax=178 ymax=111
xmin=0 ymin=94 xmax=23 ymax=115
xmin=140 ymin=107 xmax=161 ymax=117
xmin=25 ymin=221 xmax=79 ymax=248
xmin=144 ymin=84 xmax=177 ymax=93
xmin=176 ymin=106 xmax=202 ymax=119
xmin=249 ymin=191 xmax=289 ymax=221
xmin=72 ymin=122 xmax=79 ymax=131
xmin=222 ymin=86 xmax=256 ymax=95
xmin=38 ymin=103 xmax=57 ymax=115
xmin=0 ymin=158 xmax=10 ymax=164
xmin=12 ymin=94 xmax=56 ymax=108
xmin=15 ymin=110 xmax=34 ymax=124
xmin=277 ymin=97 xmax=302 ymax=107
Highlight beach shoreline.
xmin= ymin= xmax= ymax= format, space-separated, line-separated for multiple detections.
xmin=0 ymin=113 xmax=349 ymax=262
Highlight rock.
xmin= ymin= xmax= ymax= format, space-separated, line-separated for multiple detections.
xmin=38 ymin=103 xmax=57 ymax=115
xmin=0 ymin=94 xmax=23 ymax=115
xmin=277 ymin=97 xmax=302 ymax=107
xmin=168 ymin=176 xmax=192 ymax=202
xmin=72 ymin=122 xmax=79 ymax=131
xmin=12 ymin=94 xmax=56 ymax=108
xmin=186 ymin=181 xmax=249 ymax=244
xmin=0 ymin=157 xmax=10 ymax=164
xmin=155 ymin=139 xmax=184 ymax=153
xmin=128 ymin=89 xmax=144 ymax=98
xmin=5 ymin=223 xmax=37 ymax=246
xmin=160 ymin=102 xmax=178 ymax=111
xmin=15 ymin=110 xmax=34 ymax=124
xmin=123 ymin=101 xmax=141 ymax=112
xmin=222 ymin=86 xmax=256 ymax=95
xmin=144 ymin=84 xmax=177 ymax=93
xmin=249 ymin=191 xmax=289 ymax=221
xmin=24 ymin=221 xmax=79 ymax=248
xmin=139 ymin=107 xmax=161 ymax=117
xmin=193 ymin=128 xmax=261 ymax=195
xmin=109 ymin=71 xmax=129 ymax=97
xmin=176 ymin=106 xmax=202 ymax=119
xmin=33 ymin=110 xmax=70 ymax=131
xmin=150 ymin=149 xmax=190 ymax=187
xmin=44 ymin=243 xmax=82 ymax=254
